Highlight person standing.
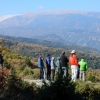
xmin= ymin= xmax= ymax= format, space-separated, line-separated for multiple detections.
xmin=46 ymin=54 xmax=51 ymax=80
xmin=50 ymin=57 xmax=56 ymax=81
xmin=38 ymin=54 xmax=44 ymax=80
xmin=56 ymin=57 xmax=61 ymax=73
xmin=0 ymin=51 xmax=4 ymax=68
xmin=60 ymin=51 xmax=69 ymax=78
xmin=78 ymin=58 xmax=88 ymax=81
xmin=69 ymin=50 xmax=78 ymax=81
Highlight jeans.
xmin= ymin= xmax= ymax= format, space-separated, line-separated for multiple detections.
xmin=71 ymin=65 xmax=78 ymax=81
xmin=80 ymin=71 xmax=86 ymax=81
xmin=39 ymin=67 xmax=44 ymax=79
xmin=47 ymin=66 xmax=51 ymax=80
xmin=62 ymin=67 xmax=68 ymax=78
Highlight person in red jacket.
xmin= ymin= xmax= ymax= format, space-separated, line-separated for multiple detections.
xmin=69 ymin=50 xmax=78 ymax=81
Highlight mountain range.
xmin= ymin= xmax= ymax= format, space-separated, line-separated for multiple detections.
xmin=0 ymin=10 xmax=100 ymax=50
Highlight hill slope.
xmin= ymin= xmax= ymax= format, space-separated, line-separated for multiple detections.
xmin=1 ymin=37 xmax=100 ymax=69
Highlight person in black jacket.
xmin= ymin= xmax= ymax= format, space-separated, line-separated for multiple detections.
xmin=0 ymin=51 xmax=4 ymax=68
xmin=60 ymin=51 xmax=69 ymax=78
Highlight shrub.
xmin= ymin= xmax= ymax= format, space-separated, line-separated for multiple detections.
xmin=32 ymin=68 xmax=40 ymax=79
xmin=34 ymin=73 xmax=76 ymax=100
xmin=75 ymin=81 xmax=100 ymax=100
xmin=0 ymin=72 xmax=35 ymax=100
xmin=87 ymin=72 xmax=96 ymax=82
xmin=23 ymin=67 xmax=34 ymax=76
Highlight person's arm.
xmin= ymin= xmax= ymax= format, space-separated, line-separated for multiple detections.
xmin=74 ymin=55 xmax=78 ymax=66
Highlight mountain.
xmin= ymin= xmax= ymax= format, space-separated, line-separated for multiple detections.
xmin=0 ymin=10 xmax=100 ymax=50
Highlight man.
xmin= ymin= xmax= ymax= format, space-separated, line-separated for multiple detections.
xmin=69 ymin=50 xmax=78 ymax=81
xmin=46 ymin=54 xmax=51 ymax=80
xmin=78 ymin=58 xmax=88 ymax=81
xmin=38 ymin=54 xmax=44 ymax=79
xmin=0 ymin=51 xmax=4 ymax=68
xmin=60 ymin=51 xmax=69 ymax=78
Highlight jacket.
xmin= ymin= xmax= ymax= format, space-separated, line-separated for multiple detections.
xmin=50 ymin=57 xmax=56 ymax=69
xmin=69 ymin=54 xmax=78 ymax=66
xmin=46 ymin=57 xmax=51 ymax=67
xmin=78 ymin=59 xmax=88 ymax=71
xmin=38 ymin=57 xmax=44 ymax=68
xmin=56 ymin=57 xmax=61 ymax=68
xmin=60 ymin=55 xmax=69 ymax=67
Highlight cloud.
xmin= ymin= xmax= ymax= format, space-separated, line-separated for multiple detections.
xmin=37 ymin=6 xmax=44 ymax=10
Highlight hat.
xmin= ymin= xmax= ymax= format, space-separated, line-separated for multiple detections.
xmin=71 ymin=50 xmax=76 ymax=53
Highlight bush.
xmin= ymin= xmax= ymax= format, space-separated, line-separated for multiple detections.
xmin=23 ymin=67 xmax=34 ymax=76
xmin=32 ymin=68 xmax=40 ymax=79
xmin=0 ymin=72 xmax=35 ymax=100
xmin=87 ymin=72 xmax=96 ymax=82
xmin=34 ymin=73 xmax=76 ymax=100
xmin=75 ymin=81 xmax=100 ymax=100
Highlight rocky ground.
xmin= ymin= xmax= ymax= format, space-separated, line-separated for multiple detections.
xmin=23 ymin=78 xmax=50 ymax=86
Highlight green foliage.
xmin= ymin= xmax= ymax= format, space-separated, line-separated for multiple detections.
xmin=32 ymin=69 xmax=40 ymax=79
xmin=34 ymin=73 xmax=76 ymax=100
xmin=18 ymin=65 xmax=25 ymax=72
xmin=75 ymin=81 xmax=100 ymax=100
xmin=24 ymin=57 xmax=33 ymax=67
xmin=1 ymin=73 xmax=35 ymax=100
xmin=87 ymin=73 xmax=96 ymax=82
xmin=23 ymin=67 xmax=34 ymax=76
xmin=2 ymin=39 xmax=100 ymax=69
xmin=3 ymin=60 xmax=11 ymax=69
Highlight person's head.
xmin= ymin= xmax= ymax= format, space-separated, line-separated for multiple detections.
xmin=51 ymin=57 xmax=55 ymax=61
xmin=47 ymin=54 xmax=50 ymax=57
xmin=61 ymin=51 xmax=65 ymax=55
xmin=39 ymin=54 xmax=42 ymax=58
xmin=71 ymin=50 xmax=76 ymax=54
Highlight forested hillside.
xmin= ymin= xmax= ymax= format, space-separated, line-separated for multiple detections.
xmin=1 ymin=34 xmax=100 ymax=56
xmin=1 ymin=38 xmax=100 ymax=69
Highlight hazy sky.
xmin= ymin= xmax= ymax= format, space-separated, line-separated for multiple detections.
xmin=0 ymin=0 xmax=100 ymax=16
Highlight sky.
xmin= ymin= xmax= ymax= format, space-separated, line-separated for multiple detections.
xmin=0 ymin=0 xmax=100 ymax=16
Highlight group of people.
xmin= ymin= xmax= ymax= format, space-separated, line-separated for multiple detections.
xmin=38 ymin=50 xmax=88 ymax=82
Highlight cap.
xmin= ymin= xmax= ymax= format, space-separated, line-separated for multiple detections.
xmin=71 ymin=50 xmax=76 ymax=53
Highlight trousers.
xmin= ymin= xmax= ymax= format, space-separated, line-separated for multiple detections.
xmin=71 ymin=65 xmax=78 ymax=81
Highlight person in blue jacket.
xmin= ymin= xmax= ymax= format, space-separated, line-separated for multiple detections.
xmin=38 ymin=54 xmax=44 ymax=79
xmin=46 ymin=54 xmax=51 ymax=80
